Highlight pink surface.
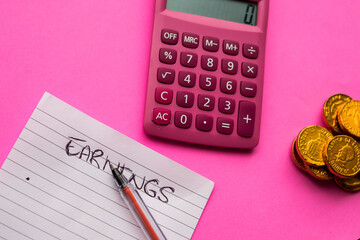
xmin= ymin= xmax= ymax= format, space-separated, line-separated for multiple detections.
xmin=1 ymin=1 xmax=360 ymax=239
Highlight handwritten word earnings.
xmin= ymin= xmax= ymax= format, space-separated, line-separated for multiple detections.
xmin=65 ymin=137 xmax=175 ymax=203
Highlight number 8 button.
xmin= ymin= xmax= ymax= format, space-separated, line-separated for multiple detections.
xmin=201 ymin=55 xmax=218 ymax=71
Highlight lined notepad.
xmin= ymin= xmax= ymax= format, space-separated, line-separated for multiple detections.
xmin=0 ymin=93 xmax=214 ymax=240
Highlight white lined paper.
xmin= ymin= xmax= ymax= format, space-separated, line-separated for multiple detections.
xmin=0 ymin=92 xmax=214 ymax=240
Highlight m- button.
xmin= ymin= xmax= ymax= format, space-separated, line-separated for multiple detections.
xmin=161 ymin=29 xmax=179 ymax=45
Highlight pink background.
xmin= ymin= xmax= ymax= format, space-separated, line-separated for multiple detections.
xmin=1 ymin=0 xmax=360 ymax=239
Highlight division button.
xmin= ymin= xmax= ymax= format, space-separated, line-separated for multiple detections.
xmin=237 ymin=101 xmax=256 ymax=137
xmin=243 ymin=43 xmax=259 ymax=59
xmin=196 ymin=114 xmax=213 ymax=132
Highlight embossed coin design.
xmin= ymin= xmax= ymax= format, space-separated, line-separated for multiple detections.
xmin=304 ymin=164 xmax=334 ymax=181
xmin=322 ymin=94 xmax=352 ymax=134
xmin=291 ymin=137 xmax=306 ymax=172
xmin=297 ymin=125 xmax=333 ymax=167
xmin=325 ymin=135 xmax=360 ymax=178
xmin=338 ymin=100 xmax=360 ymax=139
xmin=335 ymin=175 xmax=360 ymax=192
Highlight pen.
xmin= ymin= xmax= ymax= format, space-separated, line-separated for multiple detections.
xmin=109 ymin=163 xmax=167 ymax=240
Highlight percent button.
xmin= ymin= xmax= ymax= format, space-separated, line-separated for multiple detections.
xmin=159 ymin=48 xmax=177 ymax=64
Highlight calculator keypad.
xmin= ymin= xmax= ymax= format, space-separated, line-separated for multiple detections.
xmin=150 ymin=29 xmax=261 ymax=146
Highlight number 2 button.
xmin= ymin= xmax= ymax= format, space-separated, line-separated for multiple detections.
xmin=198 ymin=94 xmax=215 ymax=111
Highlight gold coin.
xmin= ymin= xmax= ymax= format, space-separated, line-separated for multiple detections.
xmin=322 ymin=94 xmax=352 ymax=134
xmin=335 ymin=175 xmax=360 ymax=192
xmin=324 ymin=135 xmax=360 ymax=178
xmin=338 ymin=100 xmax=360 ymax=139
xmin=304 ymin=163 xmax=334 ymax=181
xmin=297 ymin=125 xmax=333 ymax=167
xmin=291 ymin=137 xmax=306 ymax=172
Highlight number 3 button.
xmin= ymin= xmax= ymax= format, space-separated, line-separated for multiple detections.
xmin=218 ymin=98 xmax=235 ymax=114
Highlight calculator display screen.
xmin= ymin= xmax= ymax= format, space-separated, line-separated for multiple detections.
xmin=166 ymin=0 xmax=257 ymax=26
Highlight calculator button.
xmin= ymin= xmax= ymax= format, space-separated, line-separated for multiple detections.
xmin=218 ymin=98 xmax=236 ymax=114
xmin=243 ymin=43 xmax=259 ymax=59
xmin=153 ymin=108 xmax=171 ymax=125
xmin=198 ymin=94 xmax=215 ymax=111
xmin=177 ymin=91 xmax=194 ymax=108
xmin=178 ymin=71 xmax=196 ymax=87
xmin=203 ymin=36 xmax=219 ymax=52
xmin=240 ymin=81 xmax=257 ymax=97
xmin=223 ymin=40 xmax=239 ymax=56
xmin=182 ymin=33 xmax=199 ymax=48
xmin=221 ymin=59 xmax=238 ymax=75
xmin=217 ymin=118 xmax=234 ymax=135
xmin=159 ymin=48 xmax=177 ymax=64
xmin=220 ymin=78 xmax=237 ymax=94
xmin=161 ymin=29 xmax=179 ymax=45
xmin=155 ymin=88 xmax=173 ymax=104
xmin=174 ymin=111 xmax=192 ymax=129
xmin=199 ymin=74 xmax=216 ymax=91
xmin=157 ymin=68 xmax=175 ymax=84
xmin=237 ymin=101 xmax=256 ymax=137
xmin=180 ymin=52 xmax=198 ymax=68
xmin=201 ymin=55 xmax=218 ymax=71
xmin=242 ymin=62 xmax=258 ymax=78
xmin=196 ymin=114 xmax=213 ymax=132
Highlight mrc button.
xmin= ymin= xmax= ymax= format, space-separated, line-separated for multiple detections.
xmin=182 ymin=33 xmax=199 ymax=48
xmin=161 ymin=29 xmax=178 ymax=45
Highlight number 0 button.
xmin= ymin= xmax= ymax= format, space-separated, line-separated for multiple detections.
xmin=174 ymin=112 xmax=192 ymax=129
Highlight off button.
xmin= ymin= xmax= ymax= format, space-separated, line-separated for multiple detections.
xmin=161 ymin=29 xmax=179 ymax=45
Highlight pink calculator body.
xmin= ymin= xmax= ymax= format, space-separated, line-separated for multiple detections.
xmin=144 ymin=0 xmax=269 ymax=149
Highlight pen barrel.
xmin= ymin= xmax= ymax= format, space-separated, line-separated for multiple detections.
xmin=120 ymin=185 xmax=167 ymax=240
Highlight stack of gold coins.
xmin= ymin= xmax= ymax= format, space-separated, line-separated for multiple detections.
xmin=291 ymin=94 xmax=360 ymax=192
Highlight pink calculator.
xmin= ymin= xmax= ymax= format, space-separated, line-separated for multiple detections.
xmin=144 ymin=0 xmax=269 ymax=149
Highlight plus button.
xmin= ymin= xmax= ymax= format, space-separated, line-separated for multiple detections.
xmin=243 ymin=114 xmax=252 ymax=124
